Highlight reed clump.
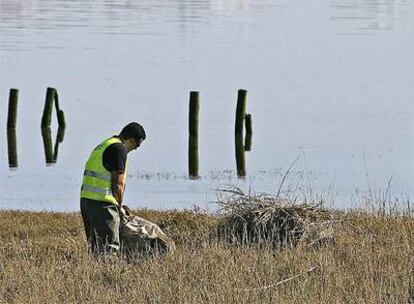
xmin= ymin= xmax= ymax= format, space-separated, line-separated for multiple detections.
xmin=217 ymin=189 xmax=340 ymax=249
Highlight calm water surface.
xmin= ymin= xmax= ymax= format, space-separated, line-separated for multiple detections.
xmin=0 ymin=0 xmax=413 ymax=211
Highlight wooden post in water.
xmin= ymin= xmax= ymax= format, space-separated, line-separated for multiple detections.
xmin=7 ymin=89 xmax=19 ymax=167
xmin=54 ymin=89 xmax=60 ymax=112
xmin=41 ymin=87 xmax=56 ymax=128
xmin=188 ymin=91 xmax=200 ymax=179
xmin=41 ymin=127 xmax=54 ymax=165
xmin=7 ymin=89 xmax=19 ymax=129
xmin=244 ymin=113 xmax=252 ymax=151
xmin=40 ymin=87 xmax=66 ymax=164
xmin=235 ymin=89 xmax=247 ymax=177
xmin=7 ymin=129 xmax=18 ymax=168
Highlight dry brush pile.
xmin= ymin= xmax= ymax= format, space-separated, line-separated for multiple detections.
xmin=216 ymin=188 xmax=340 ymax=249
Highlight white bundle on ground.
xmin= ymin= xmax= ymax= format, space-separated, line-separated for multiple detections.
xmin=119 ymin=206 xmax=176 ymax=256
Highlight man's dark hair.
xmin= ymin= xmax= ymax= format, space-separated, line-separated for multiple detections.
xmin=119 ymin=122 xmax=146 ymax=142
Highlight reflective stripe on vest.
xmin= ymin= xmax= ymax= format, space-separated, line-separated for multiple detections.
xmin=81 ymin=184 xmax=112 ymax=196
xmin=84 ymin=169 xmax=111 ymax=181
xmin=80 ymin=137 xmax=127 ymax=204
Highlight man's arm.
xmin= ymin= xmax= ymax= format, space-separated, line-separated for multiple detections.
xmin=111 ymin=170 xmax=125 ymax=205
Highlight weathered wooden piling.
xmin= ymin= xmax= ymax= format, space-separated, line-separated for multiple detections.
xmin=235 ymin=89 xmax=247 ymax=177
xmin=7 ymin=128 xmax=18 ymax=168
xmin=54 ymin=89 xmax=60 ymax=112
xmin=244 ymin=113 xmax=252 ymax=152
xmin=6 ymin=89 xmax=19 ymax=168
xmin=188 ymin=91 xmax=200 ymax=179
xmin=39 ymin=87 xmax=65 ymax=165
xmin=7 ymin=89 xmax=19 ymax=129
xmin=54 ymin=90 xmax=67 ymax=127
xmin=41 ymin=87 xmax=56 ymax=128
xmin=235 ymin=89 xmax=247 ymax=134
xmin=41 ymin=127 xmax=54 ymax=165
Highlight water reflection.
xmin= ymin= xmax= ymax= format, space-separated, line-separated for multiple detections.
xmin=6 ymin=125 xmax=66 ymax=168
xmin=0 ymin=0 xmax=255 ymax=51
xmin=41 ymin=126 xmax=66 ymax=166
xmin=53 ymin=126 xmax=66 ymax=162
xmin=1 ymin=0 xmax=410 ymax=44
xmin=235 ymin=133 xmax=246 ymax=177
xmin=330 ymin=0 xmax=410 ymax=34
xmin=244 ymin=113 xmax=252 ymax=152
xmin=7 ymin=128 xmax=18 ymax=168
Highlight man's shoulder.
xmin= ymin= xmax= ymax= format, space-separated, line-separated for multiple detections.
xmin=102 ymin=141 xmax=127 ymax=172
xmin=103 ymin=142 xmax=127 ymax=160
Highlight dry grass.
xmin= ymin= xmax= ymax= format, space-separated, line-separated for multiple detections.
xmin=0 ymin=196 xmax=413 ymax=303
xmin=216 ymin=189 xmax=339 ymax=249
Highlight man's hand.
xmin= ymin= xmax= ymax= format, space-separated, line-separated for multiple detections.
xmin=111 ymin=170 xmax=125 ymax=205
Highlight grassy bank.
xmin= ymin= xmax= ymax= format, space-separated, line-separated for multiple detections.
xmin=0 ymin=205 xmax=413 ymax=303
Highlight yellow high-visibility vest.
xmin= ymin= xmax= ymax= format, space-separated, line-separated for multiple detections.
xmin=80 ymin=137 xmax=127 ymax=204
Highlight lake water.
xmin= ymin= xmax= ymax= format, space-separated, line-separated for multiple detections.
xmin=1 ymin=0 xmax=413 ymax=211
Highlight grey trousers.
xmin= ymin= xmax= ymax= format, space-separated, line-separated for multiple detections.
xmin=80 ymin=198 xmax=120 ymax=255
